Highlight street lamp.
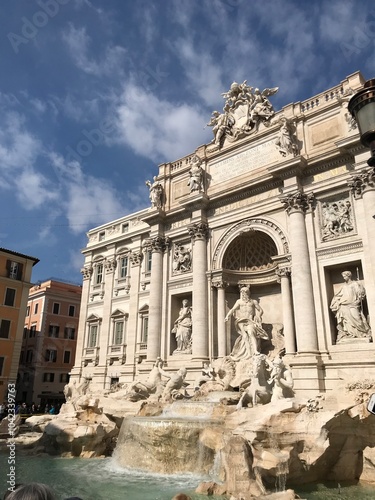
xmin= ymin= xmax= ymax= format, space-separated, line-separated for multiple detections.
xmin=348 ymin=78 xmax=375 ymax=167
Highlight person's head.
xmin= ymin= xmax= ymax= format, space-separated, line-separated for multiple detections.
xmin=240 ymin=286 xmax=250 ymax=298
xmin=341 ymin=271 xmax=352 ymax=281
xmin=6 ymin=483 xmax=56 ymax=500
xmin=182 ymin=299 xmax=189 ymax=307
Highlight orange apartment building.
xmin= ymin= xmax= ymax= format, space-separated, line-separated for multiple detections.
xmin=18 ymin=279 xmax=82 ymax=407
xmin=0 ymin=248 xmax=39 ymax=402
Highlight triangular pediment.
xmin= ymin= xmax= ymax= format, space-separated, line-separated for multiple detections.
xmin=111 ymin=309 xmax=126 ymax=318
xmin=87 ymin=313 xmax=100 ymax=322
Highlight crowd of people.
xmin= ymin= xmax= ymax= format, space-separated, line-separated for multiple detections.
xmin=0 ymin=402 xmax=62 ymax=422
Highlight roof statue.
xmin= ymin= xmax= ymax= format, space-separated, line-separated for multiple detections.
xmin=207 ymin=81 xmax=278 ymax=149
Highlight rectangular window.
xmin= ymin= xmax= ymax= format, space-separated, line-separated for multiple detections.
xmin=7 ymin=260 xmax=23 ymax=280
xmin=99 ymin=231 xmax=105 ymax=241
xmin=63 ymin=351 xmax=71 ymax=364
xmin=88 ymin=325 xmax=98 ymax=347
xmin=48 ymin=325 xmax=60 ymax=338
xmin=43 ymin=373 xmax=55 ymax=382
xmin=0 ymin=357 xmax=4 ymax=376
xmin=4 ymin=288 xmax=16 ymax=307
xmin=0 ymin=319 xmax=11 ymax=339
xmin=53 ymin=303 xmax=60 ymax=315
xmin=29 ymin=325 xmax=37 ymax=338
xmin=95 ymin=264 xmax=103 ymax=285
xmin=26 ymin=306 xmax=30 ymax=316
xmin=122 ymin=223 xmax=129 ymax=233
xmin=26 ymin=350 xmax=33 ymax=363
xmin=64 ymin=327 xmax=75 ymax=340
xmin=60 ymin=373 xmax=70 ymax=383
xmin=68 ymin=305 xmax=75 ymax=317
xmin=23 ymin=372 xmax=30 ymax=382
xmin=146 ymin=252 xmax=152 ymax=273
xmin=119 ymin=256 xmax=128 ymax=279
xmin=23 ymin=327 xmax=28 ymax=338
xmin=141 ymin=316 xmax=148 ymax=343
xmin=20 ymin=351 xmax=24 ymax=363
xmin=113 ymin=321 xmax=124 ymax=345
xmin=34 ymin=303 xmax=39 ymax=314
xmin=45 ymin=349 xmax=57 ymax=363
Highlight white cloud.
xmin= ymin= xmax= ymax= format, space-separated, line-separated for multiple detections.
xmin=16 ymin=168 xmax=58 ymax=209
xmin=115 ymin=82 xmax=210 ymax=161
xmin=62 ymin=23 xmax=126 ymax=77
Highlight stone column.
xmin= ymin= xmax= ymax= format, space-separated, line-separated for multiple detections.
xmin=212 ymin=280 xmax=228 ymax=358
xmin=70 ymin=265 xmax=93 ymax=382
xmin=125 ymin=250 xmax=143 ymax=366
xmin=281 ymin=191 xmax=318 ymax=353
xmin=188 ymin=222 xmax=209 ymax=361
xmin=146 ymin=236 xmax=167 ymax=362
xmin=349 ymin=167 xmax=375 ymax=330
xmin=275 ymin=267 xmax=296 ymax=354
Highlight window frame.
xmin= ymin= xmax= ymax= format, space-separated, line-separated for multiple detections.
xmin=4 ymin=288 xmax=16 ymax=307
xmin=52 ymin=302 xmax=60 ymax=315
xmin=68 ymin=305 xmax=75 ymax=317
xmin=0 ymin=319 xmax=11 ymax=339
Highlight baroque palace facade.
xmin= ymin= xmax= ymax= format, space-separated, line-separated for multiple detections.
xmin=71 ymin=71 xmax=375 ymax=397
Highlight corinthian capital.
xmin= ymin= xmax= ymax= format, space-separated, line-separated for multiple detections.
xmin=211 ymin=279 xmax=228 ymax=289
xmin=280 ymin=191 xmax=315 ymax=214
xmin=144 ymin=236 xmax=167 ymax=253
xmin=130 ymin=251 xmax=143 ymax=267
xmin=348 ymin=167 xmax=375 ymax=199
xmin=105 ymin=258 xmax=117 ymax=273
xmin=81 ymin=266 xmax=93 ymax=280
xmin=275 ymin=267 xmax=291 ymax=283
xmin=188 ymin=222 xmax=209 ymax=240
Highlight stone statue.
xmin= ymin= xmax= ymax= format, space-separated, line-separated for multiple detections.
xmin=225 ymin=285 xmax=269 ymax=360
xmin=194 ymin=362 xmax=215 ymax=391
xmin=236 ymin=353 xmax=273 ymax=409
xmin=207 ymin=82 xmax=278 ymax=149
xmin=161 ymin=367 xmax=188 ymax=402
xmin=145 ymin=176 xmax=163 ymax=209
xmin=172 ymin=244 xmax=192 ymax=273
xmin=330 ymin=271 xmax=371 ymax=343
xmin=275 ymin=117 xmax=298 ymax=157
xmin=187 ymin=155 xmax=203 ymax=192
xmin=321 ymin=200 xmax=353 ymax=240
xmin=172 ymin=299 xmax=193 ymax=354
xmin=126 ymin=357 xmax=166 ymax=400
xmin=268 ymin=356 xmax=294 ymax=401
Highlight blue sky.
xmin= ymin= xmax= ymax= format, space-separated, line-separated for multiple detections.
xmin=1 ymin=0 xmax=374 ymax=284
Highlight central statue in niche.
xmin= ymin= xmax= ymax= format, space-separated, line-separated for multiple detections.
xmin=225 ymin=285 xmax=269 ymax=360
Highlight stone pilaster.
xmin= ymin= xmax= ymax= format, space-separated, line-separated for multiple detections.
xmin=188 ymin=222 xmax=209 ymax=361
xmin=349 ymin=167 xmax=375 ymax=331
xmin=212 ymin=280 xmax=228 ymax=358
xmin=281 ymin=191 xmax=318 ymax=353
xmin=125 ymin=248 xmax=143 ymax=368
xmin=145 ymin=236 xmax=168 ymax=362
xmin=275 ymin=267 xmax=296 ymax=354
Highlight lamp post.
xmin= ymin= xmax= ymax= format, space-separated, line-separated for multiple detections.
xmin=348 ymin=79 xmax=375 ymax=167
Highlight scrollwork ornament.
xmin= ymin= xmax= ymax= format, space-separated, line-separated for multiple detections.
xmin=275 ymin=267 xmax=291 ymax=283
xmin=348 ymin=167 xmax=375 ymax=199
xmin=105 ymin=258 xmax=117 ymax=273
xmin=130 ymin=251 xmax=143 ymax=267
xmin=211 ymin=280 xmax=228 ymax=289
xmin=81 ymin=266 xmax=93 ymax=280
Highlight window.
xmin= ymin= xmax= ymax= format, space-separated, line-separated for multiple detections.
xmin=34 ymin=303 xmax=39 ymax=314
xmin=29 ymin=325 xmax=37 ymax=338
xmin=43 ymin=373 xmax=55 ymax=382
xmin=19 ymin=351 xmax=24 ymax=363
xmin=68 ymin=305 xmax=75 ymax=317
xmin=99 ymin=231 xmax=105 ymax=241
xmin=141 ymin=316 xmax=149 ymax=343
xmin=23 ymin=327 xmax=28 ymax=339
xmin=146 ymin=252 xmax=152 ymax=273
xmin=45 ymin=349 xmax=57 ymax=362
xmin=26 ymin=306 xmax=30 ymax=317
xmin=7 ymin=260 xmax=23 ymax=280
xmin=95 ymin=264 xmax=103 ymax=285
xmin=63 ymin=351 xmax=71 ymax=364
xmin=60 ymin=373 xmax=70 ymax=383
xmin=88 ymin=325 xmax=98 ymax=347
xmin=64 ymin=327 xmax=75 ymax=340
xmin=119 ymin=256 xmax=128 ymax=279
xmin=22 ymin=372 xmax=30 ymax=382
xmin=0 ymin=357 xmax=4 ymax=376
xmin=0 ymin=320 xmax=11 ymax=339
xmin=122 ymin=223 xmax=129 ymax=233
xmin=26 ymin=350 xmax=33 ymax=363
xmin=53 ymin=303 xmax=60 ymax=315
xmin=48 ymin=325 xmax=60 ymax=338
xmin=4 ymin=288 xmax=16 ymax=307
xmin=113 ymin=321 xmax=124 ymax=345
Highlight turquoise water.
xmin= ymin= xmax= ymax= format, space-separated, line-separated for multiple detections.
xmin=1 ymin=453 xmax=375 ymax=499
